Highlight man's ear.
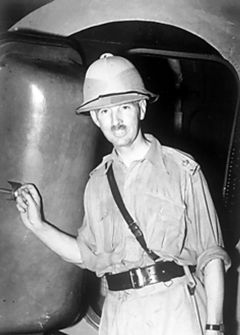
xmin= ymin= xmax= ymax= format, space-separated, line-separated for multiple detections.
xmin=139 ymin=99 xmax=147 ymax=120
xmin=90 ymin=110 xmax=100 ymax=127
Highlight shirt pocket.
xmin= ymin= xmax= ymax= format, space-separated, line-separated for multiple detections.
xmin=99 ymin=211 xmax=124 ymax=252
xmin=145 ymin=193 xmax=186 ymax=256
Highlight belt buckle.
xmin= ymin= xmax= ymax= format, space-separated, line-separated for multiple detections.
xmin=129 ymin=268 xmax=146 ymax=288
xmin=145 ymin=265 xmax=158 ymax=285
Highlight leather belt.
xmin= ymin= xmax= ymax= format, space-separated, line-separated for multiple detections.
xmin=106 ymin=261 xmax=196 ymax=291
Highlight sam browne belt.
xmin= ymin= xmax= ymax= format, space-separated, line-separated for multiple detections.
xmin=106 ymin=261 xmax=196 ymax=291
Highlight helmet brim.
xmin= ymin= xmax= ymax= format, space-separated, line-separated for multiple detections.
xmin=76 ymin=91 xmax=159 ymax=114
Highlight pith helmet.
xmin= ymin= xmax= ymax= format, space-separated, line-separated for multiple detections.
xmin=76 ymin=53 xmax=158 ymax=114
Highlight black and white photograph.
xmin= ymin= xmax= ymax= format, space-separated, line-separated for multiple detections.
xmin=0 ymin=1 xmax=239 ymax=334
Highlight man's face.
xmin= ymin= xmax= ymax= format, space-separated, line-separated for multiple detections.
xmin=90 ymin=100 xmax=146 ymax=149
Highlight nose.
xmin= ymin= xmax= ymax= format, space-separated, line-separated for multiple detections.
xmin=111 ymin=106 xmax=122 ymax=126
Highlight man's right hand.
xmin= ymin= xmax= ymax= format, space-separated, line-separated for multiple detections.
xmin=15 ymin=184 xmax=83 ymax=265
xmin=15 ymin=184 xmax=44 ymax=231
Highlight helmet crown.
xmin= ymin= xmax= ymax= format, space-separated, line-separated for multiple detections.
xmin=76 ymin=53 xmax=158 ymax=114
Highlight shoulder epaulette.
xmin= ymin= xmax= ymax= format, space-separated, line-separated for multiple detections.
xmin=163 ymin=146 xmax=199 ymax=175
xmin=89 ymin=154 xmax=112 ymax=177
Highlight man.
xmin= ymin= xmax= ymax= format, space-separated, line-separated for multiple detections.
xmin=15 ymin=53 xmax=230 ymax=335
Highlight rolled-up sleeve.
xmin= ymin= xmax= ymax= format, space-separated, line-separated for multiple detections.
xmin=186 ymin=168 xmax=231 ymax=275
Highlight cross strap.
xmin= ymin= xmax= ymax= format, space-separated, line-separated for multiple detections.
xmin=106 ymin=163 xmax=159 ymax=262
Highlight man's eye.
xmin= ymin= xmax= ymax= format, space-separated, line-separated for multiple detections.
xmin=99 ymin=108 xmax=109 ymax=115
xmin=121 ymin=104 xmax=131 ymax=110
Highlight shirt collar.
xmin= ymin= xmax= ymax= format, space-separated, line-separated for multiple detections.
xmin=91 ymin=134 xmax=168 ymax=176
xmin=104 ymin=134 xmax=167 ymax=172
xmin=143 ymin=134 xmax=168 ymax=173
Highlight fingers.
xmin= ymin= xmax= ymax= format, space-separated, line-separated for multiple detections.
xmin=15 ymin=190 xmax=30 ymax=214
xmin=15 ymin=184 xmax=41 ymax=213
xmin=21 ymin=190 xmax=34 ymax=205
xmin=22 ymin=184 xmax=41 ymax=204
xmin=14 ymin=183 xmax=44 ymax=232
xmin=15 ymin=184 xmax=40 ymax=203
xmin=16 ymin=202 xmax=27 ymax=213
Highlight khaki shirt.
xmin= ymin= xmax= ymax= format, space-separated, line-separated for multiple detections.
xmin=77 ymin=135 xmax=230 ymax=278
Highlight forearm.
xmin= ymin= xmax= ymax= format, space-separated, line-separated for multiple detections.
xmin=31 ymin=221 xmax=83 ymax=265
xmin=204 ymin=258 xmax=225 ymax=324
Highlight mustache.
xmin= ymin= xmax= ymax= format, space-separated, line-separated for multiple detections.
xmin=111 ymin=124 xmax=126 ymax=131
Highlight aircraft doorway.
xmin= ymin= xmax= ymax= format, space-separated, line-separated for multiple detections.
xmin=70 ymin=20 xmax=239 ymax=332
